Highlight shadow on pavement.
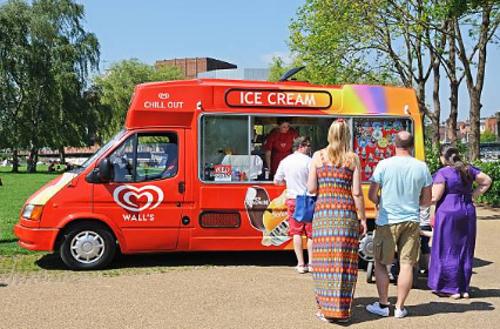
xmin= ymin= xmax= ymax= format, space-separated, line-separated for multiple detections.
xmin=469 ymin=287 xmax=500 ymax=298
xmin=35 ymin=250 xmax=300 ymax=271
xmin=478 ymin=215 xmax=500 ymax=221
xmin=407 ymin=301 xmax=495 ymax=316
xmin=348 ymin=297 xmax=495 ymax=324
xmin=473 ymin=257 xmax=494 ymax=268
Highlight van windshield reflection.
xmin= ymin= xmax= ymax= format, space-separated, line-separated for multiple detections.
xmin=80 ymin=130 xmax=126 ymax=170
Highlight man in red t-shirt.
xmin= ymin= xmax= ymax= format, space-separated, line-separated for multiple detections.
xmin=264 ymin=118 xmax=299 ymax=179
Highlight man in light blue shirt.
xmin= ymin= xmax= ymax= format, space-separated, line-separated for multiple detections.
xmin=366 ymin=131 xmax=432 ymax=319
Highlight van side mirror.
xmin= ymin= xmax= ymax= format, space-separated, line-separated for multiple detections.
xmin=85 ymin=158 xmax=113 ymax=184
xmin=98 ymin=158 xmax=113 ymax=182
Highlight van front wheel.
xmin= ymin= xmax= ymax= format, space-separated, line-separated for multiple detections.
xmin=60 ymin=223 xmax=116 ymax=270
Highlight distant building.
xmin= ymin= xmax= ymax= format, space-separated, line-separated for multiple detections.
xmin=437 ymin=113 xmax=499 ymax=161
xmin=154 ymin=56 xmax=270 ymax=81
xmin=481 ymin=115 xmax=498 ymax=135
xmin=197 ymin=68 xmax=270 ymax=81
xmin=155 ymin=57 xmax=237 ymax=79
xmin=439 ymin=113 xmax=499 ymax=144
xmin=439 ymin=121 xmax=472 ymax=143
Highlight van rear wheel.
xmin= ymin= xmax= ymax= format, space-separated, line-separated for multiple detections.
xmin=60 ymin=223 xmax=116 ymax=270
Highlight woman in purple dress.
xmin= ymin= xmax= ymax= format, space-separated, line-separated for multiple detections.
xmin=428 ymin=146 xmax=492 ymax=298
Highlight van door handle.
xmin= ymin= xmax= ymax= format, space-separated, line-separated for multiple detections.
xmin=178 ymin=181 xmax=185 ymax=193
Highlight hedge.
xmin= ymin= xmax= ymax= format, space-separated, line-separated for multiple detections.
xmin=473 ymin=160 xmax=500 ymax=207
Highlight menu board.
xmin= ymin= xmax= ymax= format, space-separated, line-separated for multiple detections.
xmin=353 ymin=119 xmax=410 ymax=181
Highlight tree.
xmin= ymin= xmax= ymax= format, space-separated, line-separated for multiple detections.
xmin=289 ymin=0 xmax=399 ymax=86
xmin=93 ymin=59 xmax=184 ymax=139
xmin=288 ymin=0 xmax=446 ymax=145
xmin=0 ymin=0 xmax=100 ymax=172
xmin=401 ymin=0 xmax=499 ymax=155
xmin=267 ymin=56 xmax=310 ymax=82
xmin=288 ymin=0 xmax=499 ymax=156
xmin=0 ymin=0 xmax=32 ymax=172
xmin=452 ymin=0 xmax=499 ymax=160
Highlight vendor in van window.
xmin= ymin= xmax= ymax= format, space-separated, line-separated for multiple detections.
xmin=264 ymin=118 xmax=299 ymax=179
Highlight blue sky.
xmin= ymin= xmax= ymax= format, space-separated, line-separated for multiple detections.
xmin=12 ymin=0 xmax=500 ymax=120
xmin=81 ymin=0 xmax=301 ymax=69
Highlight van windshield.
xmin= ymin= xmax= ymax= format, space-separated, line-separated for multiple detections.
xmin=80 ymin=130 xmax=127 ymax=169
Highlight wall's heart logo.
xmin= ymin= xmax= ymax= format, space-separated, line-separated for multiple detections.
xmin=113 ymin=185 xmax=164 ymax=212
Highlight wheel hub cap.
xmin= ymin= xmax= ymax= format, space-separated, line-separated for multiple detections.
xmin=70 ymin=230 xmax=106 ymax=264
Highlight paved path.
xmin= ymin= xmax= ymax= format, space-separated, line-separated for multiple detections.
xmin=1 ymin=207 xmax=499 ymax=329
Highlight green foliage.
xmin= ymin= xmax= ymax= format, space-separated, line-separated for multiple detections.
xmin=288 ymin=0 xmax=402 ymax=85
xmin=267 ymin=56 xmax=310 ymax=82
xmin=425 ymin=137 xmax=499 ymax=206
xmin=267 ymin=57 xmax=288 ymax=82
xmin=0 ymin=0 xmax=101 ymax=171
xmin=287 ymin=0 xmax=498 ymax=152
xmin=473 ymin=160 xmax=500 ymax=207
xmin=425 ymin=138 xmax=442 ymax=174
xmin=480 ymin=130 xmax=497 ymax=143
xmin=93 ymin=59 xmax=184 ymax=139
xmin=0 ymin=166 xmax=58 ymax=255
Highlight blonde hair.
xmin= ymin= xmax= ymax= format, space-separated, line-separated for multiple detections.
xmin=326 ymin=119 xmax=352 ymax=166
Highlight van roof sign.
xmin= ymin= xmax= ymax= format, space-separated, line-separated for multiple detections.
xmin=224 ymin=88 xmax=332 ymax=109
xmin=125 ymin=79 xmax=419 ymax=129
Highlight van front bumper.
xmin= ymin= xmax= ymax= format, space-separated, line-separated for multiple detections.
xmin=14 ymin=224 xmax=59 ymax=251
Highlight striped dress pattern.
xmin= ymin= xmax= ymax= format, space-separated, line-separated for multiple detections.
xmin=312 ymin=160 xmax=359 ymax=319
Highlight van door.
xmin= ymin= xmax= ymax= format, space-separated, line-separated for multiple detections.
xmin=92 ymin=129 xmax=185 ymax=252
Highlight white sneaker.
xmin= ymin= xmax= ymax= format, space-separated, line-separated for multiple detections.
xmin=394 ymin=307 xmax=408 ymax=318
xmin=296 ymin=265 xmax=308 ymax=274
xmin=366 ymin=302 xmax=390 ymax=317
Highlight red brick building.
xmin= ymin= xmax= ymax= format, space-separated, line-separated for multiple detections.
xmin=484 ymin=116 xmax=498 ymax=134
xmin=155 ymin=57 xmax=237 ymax=79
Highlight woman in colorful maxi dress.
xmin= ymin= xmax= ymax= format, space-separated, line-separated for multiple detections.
xmin=307 ymin=120 xmax=367 ymax=322
xmin=428 ymin=146 xmax=492 ymax=299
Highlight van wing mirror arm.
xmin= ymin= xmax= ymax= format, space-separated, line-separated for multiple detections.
xmin=85 ymin=158 xmax=113 ymax=183
xmin=85 ymin=168 xmax=101 ymax=183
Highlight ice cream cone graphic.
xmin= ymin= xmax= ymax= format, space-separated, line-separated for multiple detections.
xmin=261 ymin=190 xmax=290 ymax=247
xmin=244 ymin=186 xmax=270 ymax=230
xmin=244 ymin=187 xmax=290 ymax=247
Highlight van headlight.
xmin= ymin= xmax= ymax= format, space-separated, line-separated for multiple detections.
xmin=22 ymin=204 xmax=43 ymax=221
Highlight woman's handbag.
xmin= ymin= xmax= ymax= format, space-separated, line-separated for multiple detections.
xmin=293 ymin=193 xmax=317 ymax=223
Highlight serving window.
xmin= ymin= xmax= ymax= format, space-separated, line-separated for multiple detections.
xmin=200 ymin=115 xmax=413 ymax=183
xmin=199 ymin=115 xmax=336 ymax=183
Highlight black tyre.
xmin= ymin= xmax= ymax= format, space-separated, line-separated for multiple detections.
xmin=60 ymin=222 xmax=116 ymax=270
xmin=366 ymin=261 xmax=374 ymax=283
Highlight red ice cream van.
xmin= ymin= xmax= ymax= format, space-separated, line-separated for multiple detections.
xmin=15 ymin=78 xmax=424 ymax=270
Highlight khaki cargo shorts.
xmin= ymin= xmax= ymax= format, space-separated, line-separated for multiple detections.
xmin=373 ymin=221 xmax=420 ymax=265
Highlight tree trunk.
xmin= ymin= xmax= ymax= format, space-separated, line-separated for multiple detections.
xmin=469 ymin=90 xmax=481 ymax=160
xmin=453 ymin=6 xmax=494 ymax=160
xmin=12 ymin=149 xmax=19 ymax=173
xmin=431 ymin=53 xmax=441 ymax=146
xmin=430 ymin=114 xmax=440 ymax=146
xmin=27 ymin=147 xmax=38 ymax=173
xmin=447 ymin=82 xmax=459 ymax=145
xmin=446 ymin=24 xmax=459 ymax=146
xmin=59 ymin=146 xmax=66 ymax=164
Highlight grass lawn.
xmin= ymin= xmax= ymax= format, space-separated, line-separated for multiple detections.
xmin=0 ymin=166 xmax=62 ymax=256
